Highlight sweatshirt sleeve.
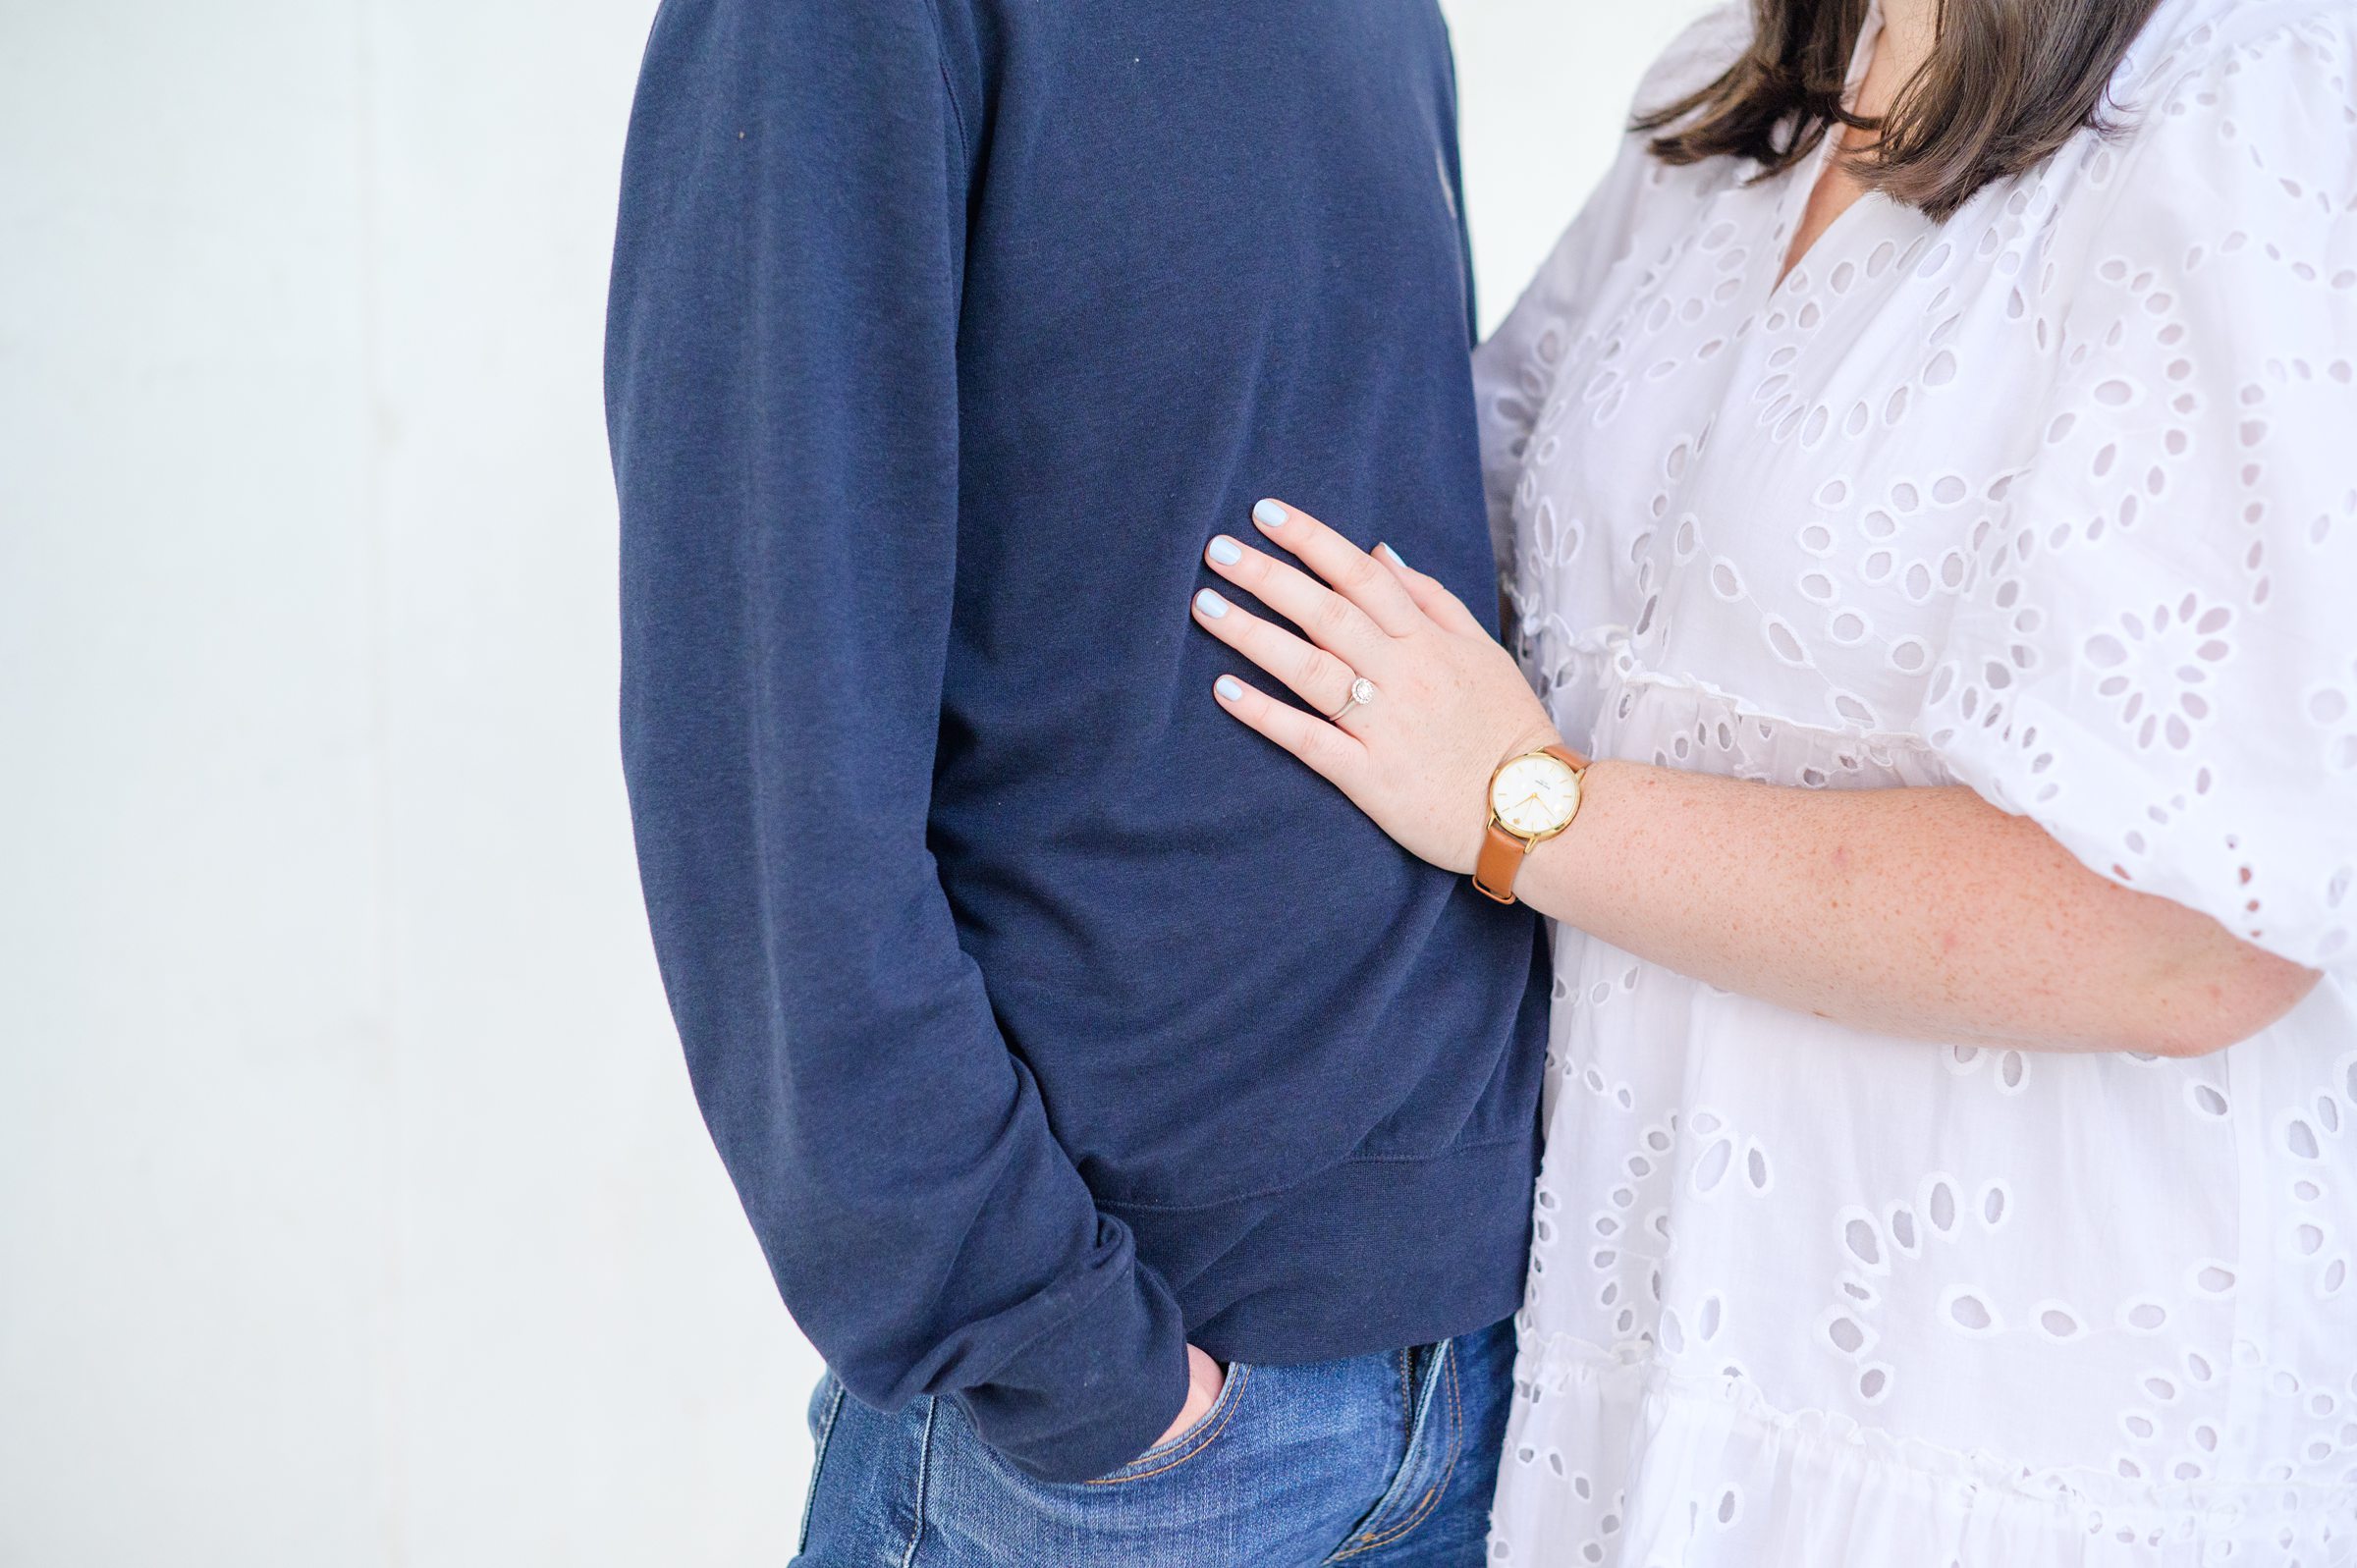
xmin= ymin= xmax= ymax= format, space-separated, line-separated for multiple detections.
xmin=604 ymin=0 xmax=1190 ymax=1483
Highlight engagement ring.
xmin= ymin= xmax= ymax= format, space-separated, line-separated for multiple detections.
xmin=1330 ymin=677 xmax=1377 ymax=724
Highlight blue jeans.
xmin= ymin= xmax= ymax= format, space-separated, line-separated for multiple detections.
xmin=792 ymin=1318 xmax=1515 ymax=1567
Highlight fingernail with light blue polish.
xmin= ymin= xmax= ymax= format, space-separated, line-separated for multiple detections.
xmin=1379 ymin=543 xmax=1407 ymax=568
xmin=1195 ymin=589 xmax=1231 ymax=619
xmin=1253 ymin=499 xmax=1288 ymax=528
xmin=1208 ymin=536 xmax=1243 ymax=567
xmin=1216 ymin=676 xmax=1245 ymax=701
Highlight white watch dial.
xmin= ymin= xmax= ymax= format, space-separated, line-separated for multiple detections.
xmin=1491 ymin=753 xmax=1581 ymax=838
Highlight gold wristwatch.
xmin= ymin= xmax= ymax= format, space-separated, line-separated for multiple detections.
xmin=1471 ymin=743 xmax=1590 ymax=905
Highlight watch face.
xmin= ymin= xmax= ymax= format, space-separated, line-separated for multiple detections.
xmin=1491 ymin=753 xmax=1581 ymax=838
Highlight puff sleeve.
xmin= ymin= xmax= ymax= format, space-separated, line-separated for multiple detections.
xmin=1923 ymin=10 xmax=2357 ymax=971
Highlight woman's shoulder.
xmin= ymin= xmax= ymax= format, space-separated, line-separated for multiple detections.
xmin=2046 ymin=0 xmax=2356 ymax=249
xmin=2110 ymin=0 xmax=2357 ymax=135
xmin=2123 ymin=0 xmax=2354 ymax=78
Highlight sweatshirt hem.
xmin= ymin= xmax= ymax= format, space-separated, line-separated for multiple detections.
xmin=1104 ymin=1129 xmax=1540 ymax=1371
xmin=1093 ymin=1133 xmax=1534 ymax=1215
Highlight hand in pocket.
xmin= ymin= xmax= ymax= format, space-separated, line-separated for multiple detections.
xmin=1151 ymin=1344 xmax=1227 ymax=1450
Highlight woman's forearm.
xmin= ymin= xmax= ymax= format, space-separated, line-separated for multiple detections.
xmin=1517 ymin=762 xmax=2320 ymax=1056
xmin=1178 ymin=499 xmax=2319 ymax=1055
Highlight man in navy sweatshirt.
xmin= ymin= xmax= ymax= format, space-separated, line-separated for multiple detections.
xmin=607 ymin=2 xmax=1548 ymax=1561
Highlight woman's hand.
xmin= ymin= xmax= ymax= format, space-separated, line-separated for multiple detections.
xmin=1188 ymin=498 xmax=2321 ymax=1058
xmin=1191 ymin=498 xmax=1559 ymax=876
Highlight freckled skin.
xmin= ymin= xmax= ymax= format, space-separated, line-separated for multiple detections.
xmin=1516 ymin=766 xmax=2320 ymax=1057
xmin=1193 ymin=500 xmax=2322 ymax=1059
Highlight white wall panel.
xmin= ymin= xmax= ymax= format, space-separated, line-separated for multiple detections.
xmin=356 ymin=1 xmax=817 ymax=1561
xmin=0 ymin=2 xmax=1711 ymax=1561
xmin=1448 ymin=0 xmax=1724 ymax=335
xmin=0 ymin=2 xmax=396 ymax=1563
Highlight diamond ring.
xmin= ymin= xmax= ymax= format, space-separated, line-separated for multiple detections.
xmin=1329 ymin=676 xmax=1377 ymax=725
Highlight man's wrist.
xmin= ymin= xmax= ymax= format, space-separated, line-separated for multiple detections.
xmin=1151 ymin=1344 xmax=1225 ymax=1450
xmin=959 ymin=1253 xmax=1190 ymax=1484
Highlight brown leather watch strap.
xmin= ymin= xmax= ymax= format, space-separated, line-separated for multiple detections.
xmin=1472 ymin=821 xmax=1532 ymax=904
xmin=1471 ymin=743 xmax=1591 ymax=906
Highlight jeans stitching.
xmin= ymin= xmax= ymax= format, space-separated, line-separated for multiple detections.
xmin=1083 ymin=1366 xmax=1252 ymax=1487
xmin=1331 ymin=1352 xmax=1439 ymax=1560
xmin=796 ymin=1377 xmax=848 ymax=1557
xmin=1328 ymin=1341 xmax=1465 ymax=1561
xmin=898 ymin=1397 xmax=937 ymax=1568
xmin=1365 ymin=1346 xmax=1463 ymax=1554
xmin=1129 ymin=1362 xmax=1242 ymax=1466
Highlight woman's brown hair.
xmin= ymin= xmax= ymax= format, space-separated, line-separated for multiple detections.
xmin=1635 ymin=0 xmax=2165 ymax=220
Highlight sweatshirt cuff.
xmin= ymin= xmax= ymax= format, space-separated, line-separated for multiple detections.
xmin=958 ymin=1246 xmax=1191 ymax=1484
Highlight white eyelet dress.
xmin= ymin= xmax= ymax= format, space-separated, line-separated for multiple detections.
xmin=1473 ymin=1 xmax=2357 ymax=1563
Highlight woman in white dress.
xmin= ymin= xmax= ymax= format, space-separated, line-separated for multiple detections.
xmin=1178 ymin=0 xmax=2357 ymax=1559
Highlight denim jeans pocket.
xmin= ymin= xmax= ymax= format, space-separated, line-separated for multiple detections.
xmin=1083 ymin=1361 xmax=1253 ymax=1487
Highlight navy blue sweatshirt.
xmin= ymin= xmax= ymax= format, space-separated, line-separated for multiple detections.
xmin=607 ymin=0 xmax=1547 ymax=1485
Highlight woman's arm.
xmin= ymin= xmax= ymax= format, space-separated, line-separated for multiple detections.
xmin=1518 ymin=762 xmax=2316 ymax=1056
xmin=1190 ymin=499 xmax=2321 ymax=1057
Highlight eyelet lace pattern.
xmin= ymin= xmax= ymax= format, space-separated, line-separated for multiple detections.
xmin=1473 ymin=1 xmax=2357 ymax=1562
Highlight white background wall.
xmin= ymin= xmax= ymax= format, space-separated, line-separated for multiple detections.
xmin=0 ymin=2 xmax=1714 ymax=1562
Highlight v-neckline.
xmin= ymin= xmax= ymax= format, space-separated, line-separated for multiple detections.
xmin=1772 ymin=149 xmax=1884 ymax=296
xmin=1768 ymin=0 xmax=1889 ymax=297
